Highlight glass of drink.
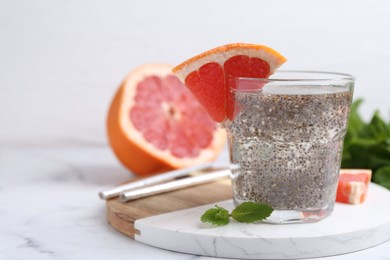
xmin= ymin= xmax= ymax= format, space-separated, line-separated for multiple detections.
xmin=223 ymin=71 xmax=354 ymax=223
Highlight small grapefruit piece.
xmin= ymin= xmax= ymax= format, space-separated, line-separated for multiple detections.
xmin=336 ymin=169 xmax=372 ymax=205
xmin=172 ymin=43 xmax=287 ymax=122
xmin=107 ymin=64 xmax=226 ymax=176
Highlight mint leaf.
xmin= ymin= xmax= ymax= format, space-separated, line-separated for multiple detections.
xmin=200 ymin=205 xmax=229 ymax=226
xmin=373 ymin=166 xmax=390 ymax=189
xmin=342 ymin=99 xmax=390 ymax=190
xmin=346 ymin=98 xmax=365 ymax=140
xmin=361 ymin=111 xmax=390 ymax=141
xmin=231 ymin=202 xmax=273 ymax=223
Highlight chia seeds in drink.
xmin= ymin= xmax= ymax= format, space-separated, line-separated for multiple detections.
xmin=224 ymin=85 xmax=353 ymax=210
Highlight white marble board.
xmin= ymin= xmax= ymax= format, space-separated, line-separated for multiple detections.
xmin=134 ymin=183 xmax=390 ymax=259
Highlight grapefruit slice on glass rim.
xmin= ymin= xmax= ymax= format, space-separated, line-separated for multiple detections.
xmin=107 ymin=64 xmax=226 ymax=176
xmin=172 ymin=43 xmax=287 ymax=123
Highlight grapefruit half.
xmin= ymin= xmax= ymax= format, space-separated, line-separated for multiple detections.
xmin=172 ymin=43 xmax=287 ymax=122
xmin=107 ymin=64 xmax=226 ymax=176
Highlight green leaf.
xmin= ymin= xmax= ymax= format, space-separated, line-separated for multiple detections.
xmin=373 ymin=166 xmax=390 ymax=189
xmin=200 ymin=205 xmax=230 ymax=226
xmin=231 ymin=202 xmax=273 ymax=223
xmin=341 ymin=99 xmax=390 ymax=190
xmin=345 ymin=98 xmax=365 ymax=140
xmin=342 ymin=141 xmax=372 ymax=169
xmin=362 ymin=111 xmax=390 ymax=140
xmin=368 ymin=155 xmax=390 ymax=171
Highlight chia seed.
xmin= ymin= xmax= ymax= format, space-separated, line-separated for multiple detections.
xmin=224 ymin=85 xmax=353 ymax=210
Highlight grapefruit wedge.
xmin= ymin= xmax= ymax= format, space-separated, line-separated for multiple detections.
xmin=336 ymin=169 xmax=372 ymax=204
xmin=107 ymin=64 xmax=226 ymax=176
xmin=172 ymin=43 xmax=287 ymax=122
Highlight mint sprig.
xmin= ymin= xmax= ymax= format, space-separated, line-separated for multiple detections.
xmin=201 ymin=202 xmax=273 ymax=226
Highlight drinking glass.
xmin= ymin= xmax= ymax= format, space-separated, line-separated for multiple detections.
xmin=223 ymin=71 xmax=354 ymax=223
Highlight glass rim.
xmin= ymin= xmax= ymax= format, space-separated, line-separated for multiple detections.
xmin=233 ymin=70 xmax=355 ymax=82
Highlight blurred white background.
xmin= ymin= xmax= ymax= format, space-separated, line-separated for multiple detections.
xmin=1 ymin=0 xmax=389 ymax=147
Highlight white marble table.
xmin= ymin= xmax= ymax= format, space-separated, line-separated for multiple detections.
xmin=1 ymin=145 xmax=389 ymax=260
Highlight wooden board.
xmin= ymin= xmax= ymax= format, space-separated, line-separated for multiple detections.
xmin=106 ymin=179 xmax=232 ymax=238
